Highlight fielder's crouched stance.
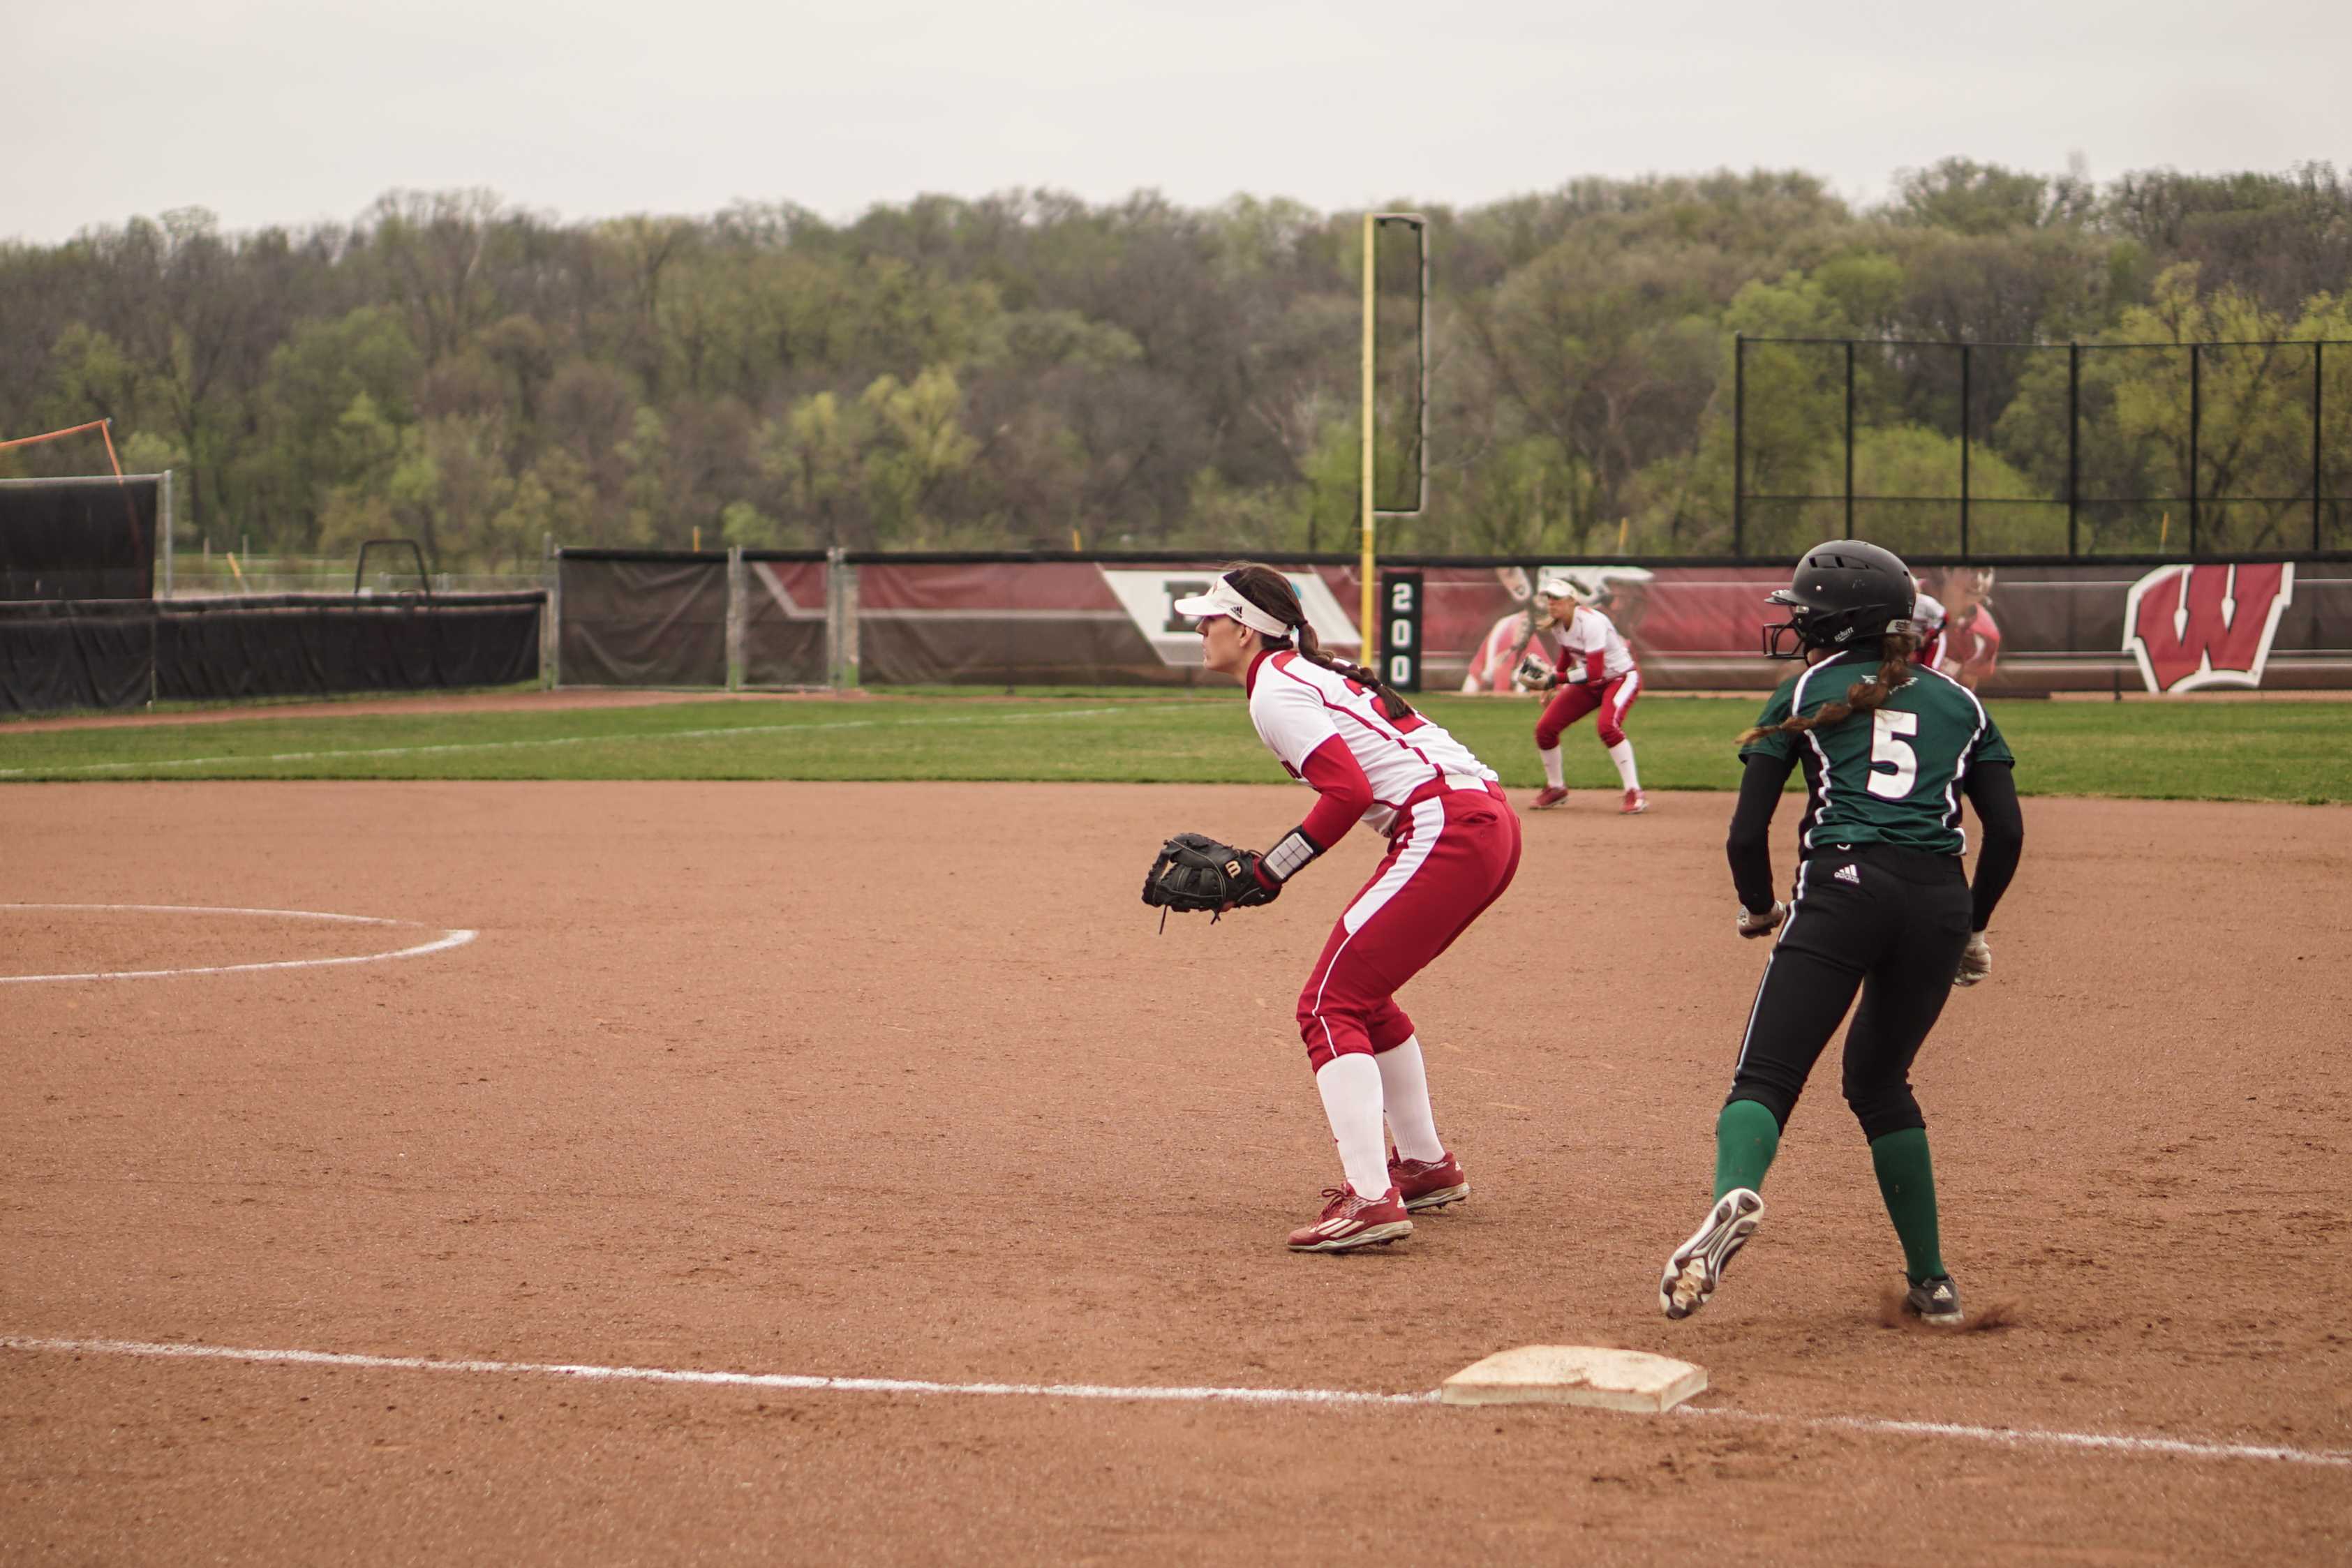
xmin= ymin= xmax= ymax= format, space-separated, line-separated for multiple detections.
xmin=1660 ymin=540 xmax=2025 ymax=1325
xmin=1521 ymin=574 xmax=1647 ymax=815
xmin=1144 ymin=564 xmax=1521 ymax=1253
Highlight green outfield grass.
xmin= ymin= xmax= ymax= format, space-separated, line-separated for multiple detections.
xmin=2 ymin=689 xmax=2347 ymax=802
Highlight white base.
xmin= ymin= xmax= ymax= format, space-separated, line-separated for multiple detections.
xmin=1438 ymin=1345 xmax=1706 ymax=1413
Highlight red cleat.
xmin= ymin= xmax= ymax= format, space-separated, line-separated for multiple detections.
xmin=1531 ymin=786 xmax=1570 ymax=810
xmin=1286 ymin=1184 xmax=1413 ymax=1253
xmin=1621 ymin=788 xmax=1648 ymax=815
xmin=1388 ymin=1149 xmax=1469 ymax=1211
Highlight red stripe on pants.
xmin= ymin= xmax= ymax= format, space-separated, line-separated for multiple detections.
xmin=1297 ymin=787 xmax=1522 ymax=1072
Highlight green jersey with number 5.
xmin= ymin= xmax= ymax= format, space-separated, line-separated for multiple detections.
xmin=1739 ymin=650 xmax=2013 ymax=855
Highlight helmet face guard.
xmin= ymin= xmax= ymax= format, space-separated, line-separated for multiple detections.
xmin=1759 ymin=595 xmax=1813 ymax=659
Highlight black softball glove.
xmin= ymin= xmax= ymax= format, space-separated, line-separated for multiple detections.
xmin=1142 ymin=832 xmax=1276 ymax=923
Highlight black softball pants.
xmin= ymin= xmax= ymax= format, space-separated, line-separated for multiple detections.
xmin=1726 ymin=843 xmax=1974 ymax=1140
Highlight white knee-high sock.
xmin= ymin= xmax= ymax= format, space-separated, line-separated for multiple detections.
xmin=1376 ymin=1036 xmax=1445 ymax=1163
xmin=1315 ymin=1054 xmax=1392 ymax=1198
xmin=1540 ymin=745 xmax=1565 ymax=789
xmin=1607 ymin=738 xmax=1640 ymax=791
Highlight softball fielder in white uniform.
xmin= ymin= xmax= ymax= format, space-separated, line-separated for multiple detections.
xmin=1522 ymin=577 xmax=1647 ymax=814
xmin=1180 ymin=563 xmax=1524 ymax=1252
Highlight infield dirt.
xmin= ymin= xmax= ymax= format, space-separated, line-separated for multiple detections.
xmin=4 ymin=782 xmax=2349 ymax=1564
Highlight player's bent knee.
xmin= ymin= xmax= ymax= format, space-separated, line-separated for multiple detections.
xmin=1598 ymin=724 xmax=1625 ymax=747
xmin=1298 ymin=992 xmax=1372 ymax=1060
xmin=1846 ymin=1083 xmax=1926 ymax=1142
xmin=1727 ymin=1078 xmax=1799 ymax=1130
xmin=1302 ymin=1026 xmax=1376 ymax=1073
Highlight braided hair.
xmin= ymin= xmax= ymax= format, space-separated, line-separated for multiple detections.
xmin=1738 ymin=632 xmax=1919 ymax=745
xmin=1223 ymin=562 xmax=1419 ymax=722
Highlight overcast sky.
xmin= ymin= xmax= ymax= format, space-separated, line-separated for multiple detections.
xmin=7 ymin=0 xmax=2349 ymax=244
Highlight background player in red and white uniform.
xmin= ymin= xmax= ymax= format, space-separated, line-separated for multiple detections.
xmin=1521 ymin=576 xmax=1647 ymax=814
xmin=1916 ymin=566 xmax=2001 ymax=688
xmin=1179 ymin=564 xmax=1523 ymax=1253
xmin=1910 ymin=588 xmax=1949 ymax=670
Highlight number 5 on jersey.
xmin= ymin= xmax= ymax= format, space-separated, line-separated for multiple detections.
xmin=1868 ymin=709 xmax=1919 ymax=800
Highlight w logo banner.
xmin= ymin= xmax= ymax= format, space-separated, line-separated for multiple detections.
xmin=2122 ymin=563 xmax=2297 ymax=694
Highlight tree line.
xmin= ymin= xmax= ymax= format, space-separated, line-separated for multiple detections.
xmin=1 ymin=160 xmax=2346 ymax=571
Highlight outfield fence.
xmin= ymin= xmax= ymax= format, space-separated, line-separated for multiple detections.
xmin=6 ymin=520 xmax=2346 ymax=714
xmin=550 ymin=548 xmax=2352 ymax=699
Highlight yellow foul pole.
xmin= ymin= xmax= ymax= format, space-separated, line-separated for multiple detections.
xmin=1359 ymin=214 xmax=1376 ymax=660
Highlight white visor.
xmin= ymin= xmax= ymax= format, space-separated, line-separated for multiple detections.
xmin=1537 ymin=575 xmax=1595 ymax=607
xmin=1171 ymin=574 xmax=1295 ymax=638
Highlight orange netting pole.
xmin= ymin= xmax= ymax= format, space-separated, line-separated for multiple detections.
xmin=0 ymin=418 xmax=112 ymax=452
xmin=96 ymin=419 xmax=144 ymax=555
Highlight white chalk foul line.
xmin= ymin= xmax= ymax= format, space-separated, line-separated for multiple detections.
xmin=0 ymin=1337 xmax=1429 ymax=1409
xmin=0 ymin=903 xmax=476 ymax=984
xmin=1674 ymin=1405 xmax=2351 ymax=1469
xmin=0 ymin=705 xmax=1141 ymax=777
xmin=3 ymin=1336 xmax=2346 ymax=1468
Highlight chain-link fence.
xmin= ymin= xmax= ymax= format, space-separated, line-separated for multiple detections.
xmin=1734 ymin=336 xmax=2352 ymax=560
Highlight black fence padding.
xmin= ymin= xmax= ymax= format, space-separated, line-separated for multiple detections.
xmin=0 ymin=599 xmax=155 ymax=712
xmin=558 ymin=556 xmax=727 ymax=686
xmin=156 ymin=594 xmax=542 ymax=702
xmin=0 ymin=480 xmax=158 ymax=600
xmin=0 ymin=593 xmax=542 ymax=714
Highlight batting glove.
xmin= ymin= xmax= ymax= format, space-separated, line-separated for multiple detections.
xmin=1736 ymin=902 xmax=1787 ymax=939
xmin=1953 ymin=931 xmax=1992 ymax=987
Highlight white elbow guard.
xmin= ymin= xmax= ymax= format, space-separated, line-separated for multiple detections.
xmin=1260 ymin=827 xmax=1323 ymax=885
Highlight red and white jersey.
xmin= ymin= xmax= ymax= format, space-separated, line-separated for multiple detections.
xmin=1554 ymin=606 xmax=1636 ymax=682
xmin=1944 ymin=605 xmax=2001 ymax=686
xmin=1910 ymin=592 xmax=1948 ymax=668
xmin=1248 ymin=651 xmax=1498 ymax=838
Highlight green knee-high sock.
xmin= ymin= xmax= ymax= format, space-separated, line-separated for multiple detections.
xmin=1712 ymin=1100 xmax=1782 ymax=1201
xmin=1869 ymin=1127 xmax=1947 ymax=1283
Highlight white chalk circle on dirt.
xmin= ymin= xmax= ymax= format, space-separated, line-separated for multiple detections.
xmin=0 ymin=904 xmax=476 ymax=983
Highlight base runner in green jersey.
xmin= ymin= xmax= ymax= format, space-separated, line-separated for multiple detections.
xmin=1658 ymin=541 xmax=2026 ymax=1327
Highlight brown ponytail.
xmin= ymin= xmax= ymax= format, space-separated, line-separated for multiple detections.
xmin=1223 ymin=561 xmax=1420 ymax=722
xmin=1738 ymin=632 xmax=1919 ymax=745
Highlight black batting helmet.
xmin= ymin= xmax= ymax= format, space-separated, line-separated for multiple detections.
xmin=1761 ymin=539 xmax=1917 ymax=659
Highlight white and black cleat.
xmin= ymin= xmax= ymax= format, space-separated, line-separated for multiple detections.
xmin=1660 ymin=1188 xmax=1764 ymax=1320
xmin=1903 ymin=1275 xmax=1964 ymax=1325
